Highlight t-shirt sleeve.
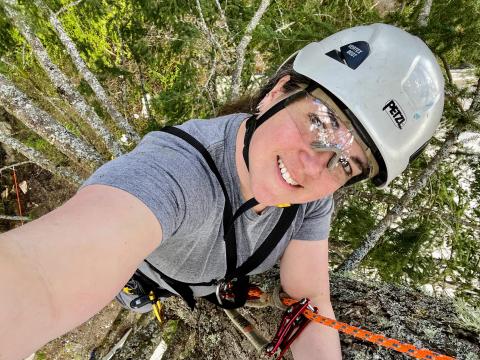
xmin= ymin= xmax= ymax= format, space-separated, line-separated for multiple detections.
xmin=81 ymin=132 xmax=216 ymax=239
xmin=292 ymin=195 xmax=334 ymax=240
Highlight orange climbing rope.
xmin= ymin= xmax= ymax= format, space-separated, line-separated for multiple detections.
xmin=247 ymin=288 xmax=455 ymax=360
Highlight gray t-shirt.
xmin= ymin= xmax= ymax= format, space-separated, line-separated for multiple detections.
xmin=83 ymin=113 xmax=333 ymax=296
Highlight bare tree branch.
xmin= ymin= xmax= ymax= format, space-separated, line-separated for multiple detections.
xmin=336 ymin=127 xmax=461 ymax=273
xmin=0 ymin=161 xmax=31 ymax=171
xmin=137 ymin=63 xmax=152 ymax=122
xmin=0 ymin=214 xmax=31 ymax=221
xmin=55 ymin=0 xmax=84 ymax=16
xmin=214 ymin=0 xmax=230 ymax=33
xmin=0 ymin=74 xmax=103 ymax=171
xmin=195 ymin=0 xmax=227 ymax=63
xmin=230 ymin=0 xmax=271 ymax=100
xmin=203 ymin=53 xmax=218 ymax=115
xmin=418 ymin=0 xmax=433 ymax=27
xmin=35 ymin=0 xmax=140 ymax=143
xmin=2 ymin=0 xmax=124 ymax=157
xmin=0 ymin=132 xmax=84 ymax=185
xmin=439 ymin=54 xmax=453 ymax=85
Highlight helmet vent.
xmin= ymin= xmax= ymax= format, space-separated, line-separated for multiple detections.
xmin=325 ymin=41 xmax=370 ymax=70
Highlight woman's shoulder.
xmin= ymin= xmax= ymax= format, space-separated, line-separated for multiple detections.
xmin=302 ymin=194 xmax=334 ymax=218
xmin=169 ymin=113 xmax=248 ymax=148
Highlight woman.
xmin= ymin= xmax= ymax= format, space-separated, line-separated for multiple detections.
xmin=0 ymin=23 xmax=444 ymax=359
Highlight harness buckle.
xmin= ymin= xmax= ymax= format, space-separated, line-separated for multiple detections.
xmin=214 ymin=276 xmax=250 ymax=308
xmin=265 ymin=298 xmax=316 ymax=359
xmin=215 ymin=278 xmax=236 ymax=305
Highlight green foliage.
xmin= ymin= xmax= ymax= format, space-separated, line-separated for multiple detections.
xmin=0 ymin=7 xmax=18 ymax=58
xmin=388 ymin=0 xmax=480 ymax=65
xmin=162 ymin=319 xmax=179 ymax=344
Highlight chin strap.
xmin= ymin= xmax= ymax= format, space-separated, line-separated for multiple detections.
xmin=242 ymin=97 xmax=295 ymax=210
xmin=242 ymin=100 xmax=288 ymax=171
xmin=243 ymin=85 xmax=318 ymax=171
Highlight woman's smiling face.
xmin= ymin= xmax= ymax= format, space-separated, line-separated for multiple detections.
xmin=247 ymin=76 xmax=369 ymax=206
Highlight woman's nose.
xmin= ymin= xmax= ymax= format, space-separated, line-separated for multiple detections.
xmin=298 ymin=148 xmax=331 ymax=177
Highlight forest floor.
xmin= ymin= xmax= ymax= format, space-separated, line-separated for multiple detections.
xmin=33 ymin=302 xmax=124 ymax=360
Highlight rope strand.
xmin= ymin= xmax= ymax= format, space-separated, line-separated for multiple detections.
xmin=246 ymin=288 xmax=455 ymax=360
xmin=11 ymin=168 xmax=24 ymax=225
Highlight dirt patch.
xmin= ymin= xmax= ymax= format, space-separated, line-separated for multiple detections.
xmin=0 ymin=162 xmax=77 ymax=231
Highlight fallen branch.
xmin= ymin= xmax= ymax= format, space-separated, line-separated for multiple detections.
xmin=0 ymin=215 xmax=31 ymax=221
xmin=0 ymin=74 xmax=103 ymax=171
xmin=0 ymin=132 xmax=84 ymax=185
xmin=0 ymin=161 xmax=31 ymax=171
xmin=2 ymin=0 xmax=124 ymax=157
xmin=35 ymin=0 xmax=140 ymax=143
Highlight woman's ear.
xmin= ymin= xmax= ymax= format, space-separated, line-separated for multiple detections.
xmin=268 ymin=75 xmax=291 ymax=100
xmin=257 ymin=75 xmax=291 ymax=114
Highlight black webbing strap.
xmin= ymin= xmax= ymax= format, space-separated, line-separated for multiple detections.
xmin=242 ymin=88 xmax=311 ymax=170
xmin=243 ymin=99 xmax=287 ymax=170
xmin=162 ymin=126 xmax=246 ymax=276
xmin=228 ymin=204 xmax=298 ymax=279
xmin=136 ymin=125 xmax=299 ymax=310
xmin=224 ymin=197 xmax=259 ymax=275
xmin=161 ymin=126 xmax=234 ymax=247
xmin=134 ymin=269 xmax=175 ymax=298
xmin=144 ymin=260 xmax=198 ymax=310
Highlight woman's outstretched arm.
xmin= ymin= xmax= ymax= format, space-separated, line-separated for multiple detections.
xmin=280 ymin=239 xmax=342 ymax=360
xmin=0 ymin=184 xmax=162 ymax=360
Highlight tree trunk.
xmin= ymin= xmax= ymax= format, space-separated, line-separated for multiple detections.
xmin=418 ymin=0 xmax=433 ymax=27
xmin=0 ymin=74 xmax=103 ymax=172
xmin=110 ymin=271 xmax=479 ymax=360
xmin=0 ymin=131 xmax=84 ymax=185
xmin=33 ymin=0 xmax=140 ymax=144
xmin=2 ymin=0 xmax=124 ymax=157
xmin=336 ymin=128 xmax=460 ymax=273
xmin=230 ymin=0 xmax=271 ymax=100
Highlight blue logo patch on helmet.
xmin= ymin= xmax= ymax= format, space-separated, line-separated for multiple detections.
xmin=325 ymin=41 xmax=370 ymax=70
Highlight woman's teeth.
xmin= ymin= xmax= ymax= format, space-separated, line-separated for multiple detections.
xmin=278 ymin=158 xmax=299 ymax=186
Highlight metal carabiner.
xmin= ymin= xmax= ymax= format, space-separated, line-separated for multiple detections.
xmin=265 ymin=298 xmax=317 ymax=360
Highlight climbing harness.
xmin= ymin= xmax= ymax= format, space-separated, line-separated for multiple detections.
xmin=122 ymin=125 xmax=299 ymax=313
xmin=123 ymin=84 xmax=376 ymax=316
xmin=225 ymin=286 xmax=456 ymax=360
xmin=122 ymin=270 xmax=174 ymax=323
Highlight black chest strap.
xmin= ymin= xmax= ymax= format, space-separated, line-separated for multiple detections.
xmin=139 ymin=126 xmax=298 ymax=309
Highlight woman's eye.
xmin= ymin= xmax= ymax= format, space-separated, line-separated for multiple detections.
xmin=339 ymin=158 xmax=352 ymax=176
xmin=308 ymin=113 xmax=325 ymax=128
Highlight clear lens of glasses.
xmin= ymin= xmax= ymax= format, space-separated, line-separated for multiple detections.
xmin=285 ymin=92 xmax=356 ymax=175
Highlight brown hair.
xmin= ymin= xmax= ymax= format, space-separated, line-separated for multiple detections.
xmin=218 ymin=64 xmax=312 ymax=116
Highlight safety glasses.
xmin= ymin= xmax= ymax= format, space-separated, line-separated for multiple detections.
xmin=283 ymin=88 xmax=379 ymax=186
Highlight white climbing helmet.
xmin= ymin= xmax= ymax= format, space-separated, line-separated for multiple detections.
xmin=287 ymin=23 xmax=444 ymax=187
